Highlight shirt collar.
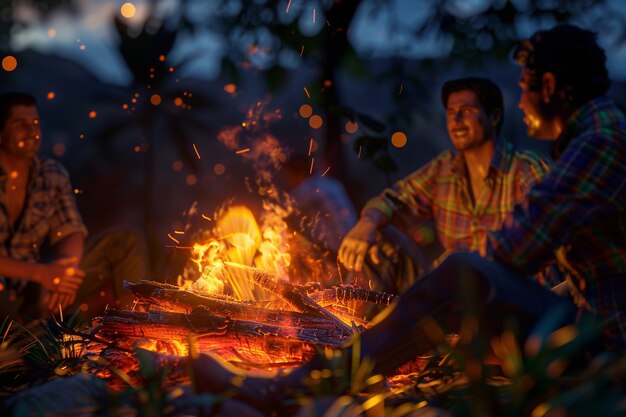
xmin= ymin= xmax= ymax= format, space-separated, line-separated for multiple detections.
xmin=552 ymin=95 xmax=614 ymax=159
xmin=451 ymin=140 xmax=514 ymax=179
xmin=0 ymin=156 xmax=41 ymax=191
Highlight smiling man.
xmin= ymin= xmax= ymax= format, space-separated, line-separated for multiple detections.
xmin=0 ymin=92 xmax=149 ymax=323
xmin=190 ymin=26 xmax=626 ymax=416
xmin=337 ymin=77 xmax=551 ymax=290
xmin=0 ymin=92 xmax=87 ymax=320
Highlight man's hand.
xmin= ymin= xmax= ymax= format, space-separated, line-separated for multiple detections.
xmin=338 ymin=218 xmax=379 ymax=272
xmin=43 ymin=291 xmax=77 ymax=312
xmin=33 ymin=257 xmax=85 ymax=311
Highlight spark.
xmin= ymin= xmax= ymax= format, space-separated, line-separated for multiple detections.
xmin=236 ymin=147 xmax=251 ymax=154
xmin=300 ymin=45 xmax=304 ymax=56
xmin=399 ymin=84 xmax=403 ymax=95
xmin=285 ymin=0 xmax=292 ymax=13
xmin=167 ymin=234 xmax=181 ymax=244
xmin=313 ymin=8 xmax=316 ymax=23
xmin=322 ymin=166 xmax=330 ymax=176
xmin=358 ymin=146 xmax=362 ymax=158
xmin=201 ymin=214 xmax=212 ymax=221
xmin=303 ymin=87 xmax=311 ymax=98
xmin=308 ymin=138 xmax=314 ymax=156
xmin=192 ymin=143 xmax=201 ymax=159
xmin=309 ymin=157 xmax=314 ymax=175
xmin=174 ymin=230 xmax=185 ymax=235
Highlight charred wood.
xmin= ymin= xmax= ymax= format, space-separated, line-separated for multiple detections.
xmin=124 ymin=280 xmax=353 ymax=335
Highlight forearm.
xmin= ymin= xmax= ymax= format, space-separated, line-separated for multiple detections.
xmin=50 ymin=232 xmax=84 ymax=262
xmin=359 ymin=207 xmax=389 ymax=229
xmin=0 ymin=256 xmax=41 ymax=283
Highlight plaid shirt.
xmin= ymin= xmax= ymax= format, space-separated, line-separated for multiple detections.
xmin=363 ymin=141 xmax=550 ymax=263
xmin=0 ymin=156 xmax=87 ymax=293
xmin=488 ymin=96 xmax=626 ymax=350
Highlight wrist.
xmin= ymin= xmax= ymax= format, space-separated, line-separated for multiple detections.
xmin=360 ymin=209 xmax=386 ymax=228
xmin=28 ymin=263 xmax=44 ymax=284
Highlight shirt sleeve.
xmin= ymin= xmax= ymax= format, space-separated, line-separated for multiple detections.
xmin=517 ymin=151 xmax=552 ymax=198
xmin=362 ymin=155 xmax=443 ymax=230
xmin=488 ymin=133 xmax=626 ymax=274
xmin=44 ymin=161 xmax=88 ymax=246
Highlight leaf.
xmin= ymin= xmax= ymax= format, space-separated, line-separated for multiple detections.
xmin=339 ymin=46 xmax=369 ymax=79
xmin=355 ymin=113 xmax=386 ymax=133
xmin=353 ymin=136 xmax=387 ymax=159
xmin=264 ymin=66 xmax=288 ymax=92
xmin=372 ymin=155 xmax=398 ymax=173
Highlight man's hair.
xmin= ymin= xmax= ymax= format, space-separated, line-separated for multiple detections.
xmin=441 ymin=77 xmax=504 ymax=135
xmin=514 ymin=24 xmax=611 ymax=107
xmin=0 ymin=92 xmax=37 ymax=130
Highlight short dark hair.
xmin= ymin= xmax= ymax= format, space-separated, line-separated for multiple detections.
xmin=0 ymin=92 xmax=37 ymax=130
xmin=514 ymin=24 xmax=611 ymax=107
xmin=441 ymin=77 xmax=504 ymax=135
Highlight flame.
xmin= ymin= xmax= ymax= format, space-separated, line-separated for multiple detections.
xmin=185 ymin=99 xmax=336 ymax=301
xmin=189 ymin=205 xmax=292 ymax=302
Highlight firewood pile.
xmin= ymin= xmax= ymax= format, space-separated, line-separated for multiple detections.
xmin=87 ymin=273 xmax=397 ymax=386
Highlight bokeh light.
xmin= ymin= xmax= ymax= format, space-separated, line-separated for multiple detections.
xmin=150 ymin=94 xmax=162 ymax=105
xmin=391 ymin=131 xmax=408 ymax=148
xmin=299 ymin=104 xmax=313 ymax=118
xmin=224 ymin=84 xmax=237 ymax=94
xmin=88 ymin=111 xmax=97 ymax=119
xmin=186 ymin=174 xmax=197 ymax=185
xmin=53 ymin=143 xmax=66 ymax=156
xmin=2 ymin=56 xmax=17 ymax=72
xmin=47 ymin=91 xmax=56 ymax=100
xmin=120 ymin=2 xmax=136 ymax=18
xmin=172 ymin=160 xmax=183 ymax=171
xmin=309 ymin=114 xmax=323 ymax=129
xmin=345 ymin=120 xmax=359 ymax=134
xmin=214 ymin=163 xmax=226 ymax=175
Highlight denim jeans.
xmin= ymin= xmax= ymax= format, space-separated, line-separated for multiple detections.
xmin=356 ymin=252 xmax=576 ymax=375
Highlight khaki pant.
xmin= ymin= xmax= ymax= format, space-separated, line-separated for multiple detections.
xmin=0 ymin=226 xmax=150 ymax=323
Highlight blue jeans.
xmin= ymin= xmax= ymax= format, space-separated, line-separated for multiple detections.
xmin=356 ymin=252 xmax=576 ymax=374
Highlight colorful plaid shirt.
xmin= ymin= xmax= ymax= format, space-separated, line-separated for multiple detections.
xmin=488 ymin=96 xmax=626 ymax=350
xmin=0 ymin=156 xmax=87 ymax=293
xmin=363 ymin=141 xmax=550 ymax=264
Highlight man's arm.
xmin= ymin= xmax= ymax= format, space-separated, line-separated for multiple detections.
xmin=338 ymin=209 xmax=388 ymax=272
xmin=0 ymin=250 xmax=83 ymax=296
xmin=489 ymin=132 xmax=626 ymax=272
xmin=337 ymin=156 xmax=442 ymax=271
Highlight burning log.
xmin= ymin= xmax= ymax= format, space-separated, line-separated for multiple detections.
xmin=94 ymin=307 xmax=350 ymax=369
xmin=223 ymin=262 xmax=354 ymax=334
xmin=309 ymin=285 xmax=397 ymax=307
xmin=98 ymin=278 xmax=398 ymax=376
xmin=124 ymin=280 xmax=353 ymax=333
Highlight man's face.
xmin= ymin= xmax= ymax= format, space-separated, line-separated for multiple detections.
xmin=517 ymin=68 xmax=556 ymax=140
xmin=446 ymin=89 xmax=494 ymax=152
xmin=0 ymin=105 xmax=42 ymax=158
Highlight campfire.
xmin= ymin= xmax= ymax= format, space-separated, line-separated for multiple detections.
xmin=86 ymin=203 xmax=396 ymax=388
